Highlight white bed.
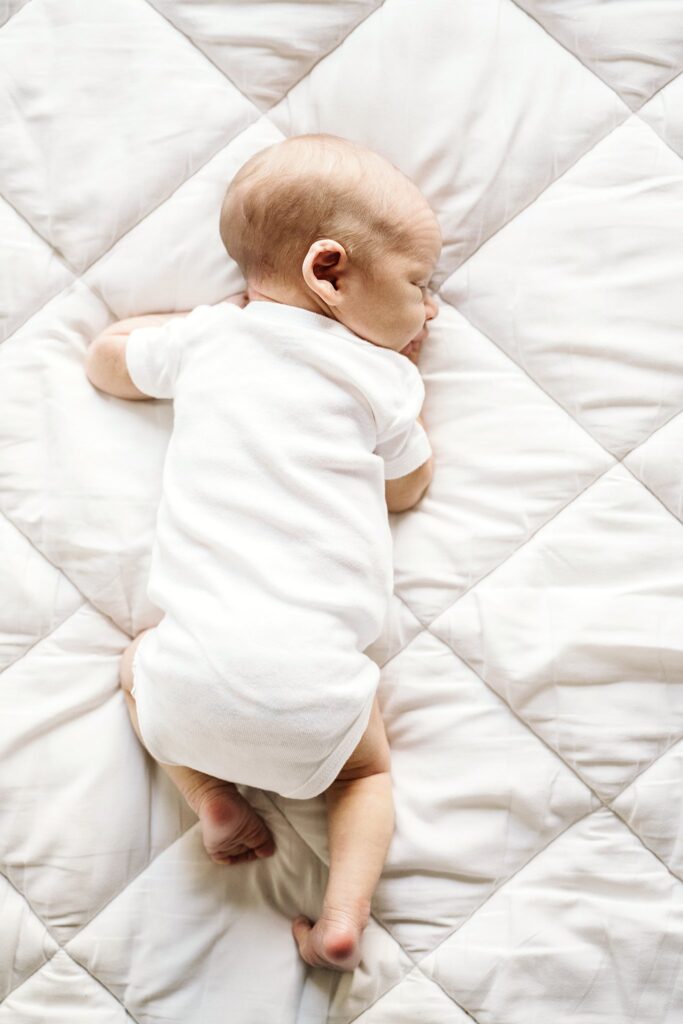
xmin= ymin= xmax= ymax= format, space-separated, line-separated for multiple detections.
xmin=2 ymin=1 xmax=683 ymax=1020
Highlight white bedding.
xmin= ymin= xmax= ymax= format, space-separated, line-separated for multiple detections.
xmin=2 ymin=2 xmax=683 ymax=1021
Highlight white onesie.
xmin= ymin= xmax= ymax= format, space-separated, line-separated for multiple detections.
xmin=126 ymin=299 xmax=432 ymax=799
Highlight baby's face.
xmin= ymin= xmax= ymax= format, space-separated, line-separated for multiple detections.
xmin=332 ymin=195 xmax=442 ymax=354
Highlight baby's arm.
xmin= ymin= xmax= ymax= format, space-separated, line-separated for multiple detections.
xmin=384 ymin=419 xmax=433 ymax=512
xmin=85 ymin=292 xmax=249 ymax=399
xmin=86 ymin=311 xmax=192 ymax=400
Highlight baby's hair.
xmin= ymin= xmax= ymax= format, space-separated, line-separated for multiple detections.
xmin=219 ymin=133 xmax=421 ymax=290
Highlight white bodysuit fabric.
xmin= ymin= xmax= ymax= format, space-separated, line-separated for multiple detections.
xmin=125 ymin=299 xmax=432 ymax=799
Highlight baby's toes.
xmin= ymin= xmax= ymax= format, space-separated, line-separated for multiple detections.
xmin=198 ymin=785 xmax=276 ymax=863
xmin=291 ymin=916 xmax=362 ymax=972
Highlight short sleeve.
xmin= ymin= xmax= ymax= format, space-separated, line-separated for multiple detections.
xmin=376 ymin=416 xmax=432 ymax=479
xmin=125 ymin=316 xmax=191 ymax=399
xmin=373 ymin=361 xmax=432 ymax=479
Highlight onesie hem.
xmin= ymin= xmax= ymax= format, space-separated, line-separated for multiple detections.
xmin=129 ymin=629 xmax=179 ymax=766
xmin=282 ymin=689 xmax=377 ymax=800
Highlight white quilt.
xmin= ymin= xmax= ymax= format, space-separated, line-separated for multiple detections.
xmin=2 ymin=1 xmax=683 ymax=1021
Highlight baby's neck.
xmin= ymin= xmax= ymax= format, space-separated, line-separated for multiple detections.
xmin=246 ymin=282 xmax=331 ymax=320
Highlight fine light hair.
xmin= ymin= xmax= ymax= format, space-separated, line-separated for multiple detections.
xmin=219 ymin=133 xmax=422 ymax=290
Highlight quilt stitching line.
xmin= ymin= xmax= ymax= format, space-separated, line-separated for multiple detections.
xmin=346 ymin=965 xmax=482 ymax=1024
xmin=411 ymin=964 xmax=487 ymax=1024
xmin=1 ymin=600 xmax=86 ymax=676
xmin=0 ymin=0 xmax=32 ymax=33
xmin=139 ymin=0 xmax=266 ymax=109
xmin=634 ymin=108 xmax=683 ymax=174
xmin=411 ymin=793 xmax=683 ymax=981
xmin=427 ymin=628 xmax=683 ymax=886
xmin=0 ymin=948 xmax=60 ymax=1008
xmin=608 ymin=801 xmax=683 ymax=887
xmin=610 ymin=732 xmax=683 ymax=807
xmin=433 ymin=284 xmax=683 ymax=515
xmin=507 ymin=0 xmax=683 ymax=115
xmin=59 ymin=821 xmax=201 ymax=948
xmin=0 ymin=115 xmax=261 ymax=344
xmin=0 ymin=866 xmax=61 ymax=965
xmin=427 ymin=293 xmax=634 ymax=467
xmin=0 ymin=503 xmax=130 ymax=642
xmin=393 ymin=460 xmax=616 ymax=630
xmin=434 ymin=107 xmax=631 ymax=279
xmin=60 ymin=947 xmax=143 ymax=1024
xmin=374 ymin=599 xmax=426 ymax=671
xmin=141 ymin=0 xmax=387 ymax=117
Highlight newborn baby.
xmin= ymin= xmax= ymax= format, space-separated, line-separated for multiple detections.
xmin=86 ymin=133 xmax=441 ymax=972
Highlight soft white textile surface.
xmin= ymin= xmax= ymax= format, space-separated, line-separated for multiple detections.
xmin=1 ymin=1 xmax=683 ymax=1022
xmin=125 ymin=299 xmax=429 ymax=800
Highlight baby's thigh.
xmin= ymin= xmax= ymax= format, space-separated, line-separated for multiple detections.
xmin=119 ymin=627 xmax=155 ymax=694
xmin=333 ymin=695 xmax=391 ymax=783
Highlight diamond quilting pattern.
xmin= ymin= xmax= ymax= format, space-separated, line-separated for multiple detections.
xmin=352 ymin=966 xmax=473 ymax=1023
xmin=0 ymin=0 xmax=682 ymax=1020
xmin=388 ymin=300 xmax=613 ymax=625
xmin=367 ymin=631 xmax=597 ymax=958
xmin=639 ymin=68 xmax=683 ymax=162
xmin=441 ymin=114 xmax=683 ymax=460
xmin=421 ymin=809 xmax=683 ymax=1024
xmin=0 ymin=874 xmax=58 ymax=1004
xmin=431 ymin=463 xmax=683 ymax=803
xmin=512 ymin=0 xmax=683 ymax=110
xmin=84 ymin=117 xmax=286 ymax=319
xmin=0 ymin=950 xmax=131 ymax=1024
xmin=623 ymin=409 xmax=683 ymax=524
xmin=64 ymin=808 xmax=415 ymax=1024
xmin=0 ymin=193 xmax=74 ymax=344
xmin=611 ymin=738 xmax=683 ymax=880
xmin=268 ymin=0 xmax=629 ymax=282
xmin=0 ymin=512 xmax=81 ymax=671
xmin=0 ymin=281 xmax=172 ymax=635
xmin=0 ymin=0 xmax=258 ymax=274
xmin=145 ymin=0 xmax=383 ymax=112
xmin=0 ymin=603 xmax=198 ymax=946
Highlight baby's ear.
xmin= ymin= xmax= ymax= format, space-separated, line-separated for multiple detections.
xmin=315 ymin=251 xmax=340 ymax=272
xmin=302 ymin=239 xmax=347 ymax=307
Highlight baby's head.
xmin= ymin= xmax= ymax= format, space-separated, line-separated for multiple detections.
xmin=219 ymin=134 xmax=441 ymax=352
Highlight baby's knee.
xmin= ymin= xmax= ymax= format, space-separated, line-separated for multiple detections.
xmin=332 ymin=696 xmax=391 ymax=784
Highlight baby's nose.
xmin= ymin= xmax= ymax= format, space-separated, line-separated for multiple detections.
xmin=424 ymin=293 xmax=439 ymax=322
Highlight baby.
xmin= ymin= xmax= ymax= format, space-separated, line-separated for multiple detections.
xmin=85 ymin=133 xmax=441 ymax=972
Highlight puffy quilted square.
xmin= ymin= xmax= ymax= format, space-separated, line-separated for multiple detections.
xmin=2 ymin=1 xmax=683 ymax=1021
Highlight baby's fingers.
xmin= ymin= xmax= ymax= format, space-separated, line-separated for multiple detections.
xmin=399 ymin=337 xmax=422 ymax=365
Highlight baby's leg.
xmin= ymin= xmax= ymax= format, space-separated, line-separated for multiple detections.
xmin=292 ymin=696 xmax=394 ymax=972
xmin=120 ymin=630 xmax=275 ymax=865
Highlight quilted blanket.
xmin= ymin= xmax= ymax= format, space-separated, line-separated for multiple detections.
xmin=3 ymin=1 xmax=683 ymax=1021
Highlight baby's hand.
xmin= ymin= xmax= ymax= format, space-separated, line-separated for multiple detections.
xmin=225 ymin=290 xmax=250 ymax=308
xmin=399 ymin=335 xmax=423 ymax=367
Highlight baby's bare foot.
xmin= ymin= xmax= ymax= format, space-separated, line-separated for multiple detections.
xmin=291 ymin=903 xmax=369 ymax=972
xmin=194 ymin=780 xmax=276 ymax=865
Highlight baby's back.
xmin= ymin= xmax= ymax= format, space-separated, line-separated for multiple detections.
xmin=126 ymin=299 xmax=426 ymax=797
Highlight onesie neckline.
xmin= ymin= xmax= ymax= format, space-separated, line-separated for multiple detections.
xmin=241 ymin=299 xmax=376 ymax=350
